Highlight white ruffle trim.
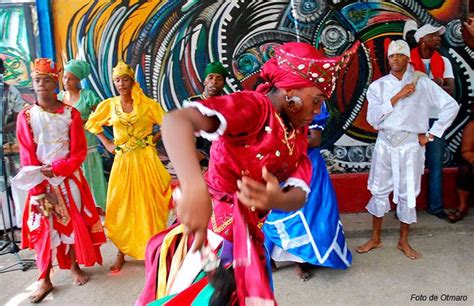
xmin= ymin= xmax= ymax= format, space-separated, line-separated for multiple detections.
xmin=183 ymin=100 xmax=228 ymax=141
xmin=282 ymin=177 xmax=311 ymax=199
xmin=308 ymin=123 xmax=324 ymax=131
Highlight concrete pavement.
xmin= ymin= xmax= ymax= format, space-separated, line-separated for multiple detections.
xmin=1 ymin=211 xmax=473 ymax=306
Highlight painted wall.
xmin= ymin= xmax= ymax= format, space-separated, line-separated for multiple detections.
xmin=0 ymin=1 xmax=40 ymax=104
xmin=51 ymin=0 xmax=472 ymax=173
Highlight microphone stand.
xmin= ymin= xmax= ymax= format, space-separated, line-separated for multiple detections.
xmin=0 ymin=73 xmax=36 ymax=273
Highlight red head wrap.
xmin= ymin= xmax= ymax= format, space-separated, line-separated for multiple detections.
xmin=32 ymin=58 xmax=59 ymax=81
xmin=257 ymin=41 xmax=359 ymax=97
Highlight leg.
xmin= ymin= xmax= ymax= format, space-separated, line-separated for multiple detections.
xmin=356 ymin=216 xmax=383 ymax=253
xmin=30 ymin=264 xmax=54 ymax=303
xmin=425 ymin=135 xmax=446 ymax=217
xmin=358 ymin=135 xmax=393 ymax=254
xmin=397 ymin=222 xmax=421 ymax=260
xmin=448 ymin=162 xmax=472 ymax=223
xmin=457 ymin=189 xmax=470 ymax=213
xmin=70 ymin=247 xmax=89 ymax=285
xmin=110 ymin=250 xmax=126 ymax=272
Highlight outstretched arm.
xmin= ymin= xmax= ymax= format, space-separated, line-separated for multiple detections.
xmin=162 ymin=107 xmax=219 ymax=252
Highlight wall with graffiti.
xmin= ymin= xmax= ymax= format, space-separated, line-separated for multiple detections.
xmin=51 ymin=0 xmax=472 ymax=173
xmin=0 ymin=1 xmax=40 ymax=104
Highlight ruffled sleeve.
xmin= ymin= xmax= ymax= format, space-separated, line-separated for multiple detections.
xmin=183 ymin=91 xmax=267 ymax=141
xmin=83 ymin=89 xmax=101 ymax=108
xmin=282 ymin=154 xmax=312 ymax=197
xmin=309 ymin=102 xmax=329 ymax=130
xmin=148 ymin=99 xmax=166 ymax=125
xmin=16 ymin=108 xmax=47 ymax=196
xmin=85 ymin=98 xmax=113 ymax=134
xmin=51 ymin=108 xmax=87 ymax=176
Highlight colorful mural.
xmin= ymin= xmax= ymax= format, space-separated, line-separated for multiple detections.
xmin=0 ymin=1 xmax=39 ymax=104
xmin=51 ymin=0 xmax=472 ymax=173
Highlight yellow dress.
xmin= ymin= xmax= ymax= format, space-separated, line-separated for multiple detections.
xmin=86 ymin=93 xmax=171 ymax=259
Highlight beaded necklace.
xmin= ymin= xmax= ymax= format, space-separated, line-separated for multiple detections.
xmin=274 ymin=112 xmax=296 ymax=156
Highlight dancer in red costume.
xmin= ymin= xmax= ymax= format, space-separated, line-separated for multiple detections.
xmin=137 ymin=41 xmax=359 ymax=306
xmin=13 ymin=58 xmax=106 ymax=303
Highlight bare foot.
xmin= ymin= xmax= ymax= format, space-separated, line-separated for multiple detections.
xmin=30 ymin=281 xmax=54 ymax=303
xmin=295 ymin=263 xmax=311 ymax=281
xmin=110 ymin=253 xmax=125 ymax=273
xmin=396 ymin=242 xmax=421 ymax=260
xmin=355 ymin=239 xmax=382 ymax=254
xmin=71 ymin=266 xmax=89 ymax=286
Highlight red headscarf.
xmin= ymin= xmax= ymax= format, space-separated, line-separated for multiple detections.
xmin=257 ymin=41 xmax=360 ymax=97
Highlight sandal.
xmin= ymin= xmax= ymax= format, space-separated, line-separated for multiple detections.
xmin=447 ymin=209 xmax=468 ymax=223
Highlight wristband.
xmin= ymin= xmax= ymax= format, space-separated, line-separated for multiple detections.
xmin=425 ymin=132 xmax=434 ymax=142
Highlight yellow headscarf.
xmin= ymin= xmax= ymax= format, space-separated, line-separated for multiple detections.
xmin=112 ymin=60 xmax=148 ymax=104
xmin=112 ymin=60 xmax=135 ymax=80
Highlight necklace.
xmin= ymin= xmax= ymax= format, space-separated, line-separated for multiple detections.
xmin=114 ymin=103 xmax=139 ymax=138
xmin=274 ymin=112 xmax=296 ymax=156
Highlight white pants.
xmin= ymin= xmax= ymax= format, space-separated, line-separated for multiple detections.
xmin=366 ymin=130 xmax=425 ymax=224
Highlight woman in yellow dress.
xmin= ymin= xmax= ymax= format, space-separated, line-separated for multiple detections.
xmin=85 ymin=61 xmax=171 ymax=271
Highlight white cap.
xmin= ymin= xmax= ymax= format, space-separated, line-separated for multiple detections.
xmin=387 ymin=40 xmax=411 ymax=58
xmin=403 ymin=20 xmax=418 ymax=40
xmin=414 ymin=24 xmax=446 ymax=43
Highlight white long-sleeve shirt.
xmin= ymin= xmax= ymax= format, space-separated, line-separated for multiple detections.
xmin=366 ymin=69 xmax=459 ymax=138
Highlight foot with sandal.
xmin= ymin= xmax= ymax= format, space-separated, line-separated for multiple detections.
xmin=447 ymin=208 xmax=468 ymax=223
xmin=447 ymin=187 xmax=471 ymax=223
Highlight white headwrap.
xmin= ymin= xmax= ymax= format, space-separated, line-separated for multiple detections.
xmin=387 ymin=40 xmax=411 ymax=58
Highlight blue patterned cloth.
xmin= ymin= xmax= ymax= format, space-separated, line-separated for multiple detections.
xmin=263 ymin=106 xmax=352 ymax=269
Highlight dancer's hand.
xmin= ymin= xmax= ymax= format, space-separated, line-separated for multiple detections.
xmin=175 ymin=183 xmax=212 ymax=252
xmin=237 ymin=166 xmax=281 ymax=211
xmin=104 ymin=140 xmax=116 ymax=154
xmin=391 ymin=84 xmax=416 ymax=106
xmin=399 ymin=84 xmax=416 ymax=99
xmin=40 ymin=165 xmax=54 ymax=178
xmin=418 ymin=133 xmax=433 ymax=146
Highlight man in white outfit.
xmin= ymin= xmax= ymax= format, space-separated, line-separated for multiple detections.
xmin=356 ymin=40 xmax=459 ymax=259
xmin=412 ymin=24 xmax=455 ymax=220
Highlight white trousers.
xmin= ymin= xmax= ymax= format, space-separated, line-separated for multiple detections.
xmin=366 ymin=130 xmax=425 ymax=224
